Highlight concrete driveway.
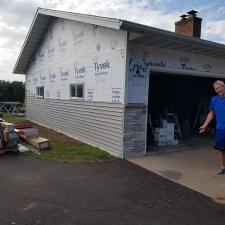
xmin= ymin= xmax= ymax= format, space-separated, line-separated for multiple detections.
xmin=0 ymin=153 xmax=225 ymax=225
xmin=129 ymin=136 xmax=225 ymax=203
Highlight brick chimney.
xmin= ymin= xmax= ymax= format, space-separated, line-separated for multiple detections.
xmin=175 ymin=10 xmax=202 ymax=38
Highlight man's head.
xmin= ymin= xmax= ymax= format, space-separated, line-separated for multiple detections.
xmin=213 ymin=80 xmax=225 ymax=97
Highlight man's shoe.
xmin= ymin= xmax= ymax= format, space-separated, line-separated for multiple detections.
xmin=217 ymin=168 xmax=225 ymax=175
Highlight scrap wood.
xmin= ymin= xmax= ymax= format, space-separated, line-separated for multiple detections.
xmin=18 ymin=140 xmax=41 ymax=155
xmin=26 ymin=137 xmax=49 ymax=150
xmin=19 ymin=128 xmax=38 ymax=139
xmin=18 ymin=143 xmax=29 ymax=152
xmin=15 ymin=124 xmax=33 ymax=129
xmin=0 ymin=122 xmax=14 ymax=131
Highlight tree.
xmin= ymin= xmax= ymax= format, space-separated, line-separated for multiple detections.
xmin=0 ymin=80 xmax=25 ymax=102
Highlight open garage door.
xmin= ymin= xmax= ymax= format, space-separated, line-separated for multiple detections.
xmin=147 ymin=71 xmax=224 ymax=153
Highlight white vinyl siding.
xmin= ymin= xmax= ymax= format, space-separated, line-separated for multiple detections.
xmin=26 ymin=94 xmax=124 ymax=157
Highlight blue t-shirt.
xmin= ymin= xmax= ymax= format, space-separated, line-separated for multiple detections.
xmin=209 ymin=96 xmax=225 ymax=129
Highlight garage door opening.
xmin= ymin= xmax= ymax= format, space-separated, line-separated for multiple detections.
xmin=147 ymin=72 xmax=221 ymax=153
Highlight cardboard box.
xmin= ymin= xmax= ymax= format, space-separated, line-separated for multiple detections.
xmin=20 ymin=128 xmax=38 ymax=138
xmin=4 ymin=139 xmax=18 ymax=149
xmin=4 ymin=146 xmax=19 ymax=152
xmin=162 ymin=121 xmax=175 ymax=143
xmin=154 ymin=135 xmax=166 ymax=142
xmin=3 ymin=130 xmax=19 ymax=142
xmin=0 ymin=122 xmax=14 ymax=132
xmin=154 ymin=128 xmax=166 ymax=142
xmin=166 ymin=132 xmax=174 ymax=142
xmin=162 ymin=120 xmax=167 ymax=127
xmin=154 ymin=128 xmax=166 ymax=136
xmin=155 ymin=141 xmax=167 ymax=146
xmin=0 ymin=135 xmax=4 ymax=150
xmin=166 ymin=123 xmax=175 ymax=132
xmin=26 ymin=137 xmax=49 ymax=150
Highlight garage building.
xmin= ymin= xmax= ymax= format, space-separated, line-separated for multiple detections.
xmin=14 ymin=8 xmax=225 ymax=158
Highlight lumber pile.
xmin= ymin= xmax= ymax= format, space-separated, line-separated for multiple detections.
xmin=0 ymin=122 xmax=19 ymax=153
xmin=0 ymin=121 xmax=49 ymax=155
xmin=15 ymin=124 xmax=49 ymax=150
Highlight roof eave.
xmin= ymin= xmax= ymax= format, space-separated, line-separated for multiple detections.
xmin=13 ymin=8 xmax=39 ymax=75
xmin=13 ymin=8 xmax=123 ymax=75
xmin=38 ymin=8 xmax=122 ymax=30
xmin=120 ymin=20 xmax=225 ymax=52
xmin=14 ymin=9 xmax=225 ymax=75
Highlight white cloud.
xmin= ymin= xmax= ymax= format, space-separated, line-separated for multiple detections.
xmin=0 ymin=0 xmax=225 ymax=81
xmin=202 ymin=19 xmax=225 ymax=44
xmin=0 ymin=0 xmax=179 ymax=82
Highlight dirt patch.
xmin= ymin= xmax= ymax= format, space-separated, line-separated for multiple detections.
xmin=29 ymin=122 xmax=81 ymax=146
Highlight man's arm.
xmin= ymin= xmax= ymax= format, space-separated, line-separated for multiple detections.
xmin=199 ymin=110 xmax=214 ymax=133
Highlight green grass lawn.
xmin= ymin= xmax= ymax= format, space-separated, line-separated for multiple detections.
xmin=3 ymin=113 xmax=117 ymax=163
xmin=3 ymin=113 xmax=30 ymax=125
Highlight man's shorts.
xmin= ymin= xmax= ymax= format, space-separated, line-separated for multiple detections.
xmin=215 ymin=129 xmax=225 ymax=151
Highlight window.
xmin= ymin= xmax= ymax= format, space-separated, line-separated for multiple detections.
xmin=70 ymin=83 xmax=84 ymax=98
xmin=36 ymin=86 xmax=44 ymax=98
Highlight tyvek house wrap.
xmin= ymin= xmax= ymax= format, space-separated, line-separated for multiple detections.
xmin=26 ymin=18 xmax=127 ymax=104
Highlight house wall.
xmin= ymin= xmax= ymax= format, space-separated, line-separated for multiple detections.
xmin=25 ymin=18 xmax=127 ymax=157
xmin=26 ymin=18 xmax=127 ymax=103
xmin=123 ymin=104 xmax=147 ymax=158
xmin=26 ymin=94 xmax=124 ymax=157
xmin=127 ymin=43 xmax=225 ymax=104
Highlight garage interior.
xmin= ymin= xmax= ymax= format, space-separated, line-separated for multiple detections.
xmin=147 ymin=72 xmax=223 ymax=153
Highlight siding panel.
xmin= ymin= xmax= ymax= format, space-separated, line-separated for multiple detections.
xmin=26 ymin=95 xmax=124 ymax=157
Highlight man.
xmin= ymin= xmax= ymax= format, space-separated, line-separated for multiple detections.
xmin=199 ymin=80 xmax=225 ymax=175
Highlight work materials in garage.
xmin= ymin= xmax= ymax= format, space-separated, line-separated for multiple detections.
xmin=154 ymin=121 xmax=177 ymax=146
xmin=166 ymin=113 xmax=182 ymax=140
xmin=154 ymin=128 xmax=167 ymax=146
xmin=163 ymin=120 xmax=175 ymax=145
xmin=154 ymin=113 xmax=180 ymax=146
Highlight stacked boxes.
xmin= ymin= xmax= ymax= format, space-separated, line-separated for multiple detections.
xmin=0 ymin=122 xmax=19 ymax=152
xmin=19 ymin=128 xmax=38 ymax=139
xmin=154 ymin=128 xmax=167 ymax=146
xmin=0 ymin=128 xmax=4 ymax=150
xmin=17 ymin=127 xmax=49 ymax=150
xmin=163 ymin=120 xmax=175 ymax=145
xmin=1 ymin=122 xmax=14 ymax=132
xmin=25 ymin=137 xmax=49 ymax=150
xmin=0 ymin=122 xmax=50 ymax=153
xmin=154 ymin=120 xmax=177 ymax=146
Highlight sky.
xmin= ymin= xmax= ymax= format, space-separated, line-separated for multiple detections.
xmin=0 ymin=0 xmax=225 ymax=82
